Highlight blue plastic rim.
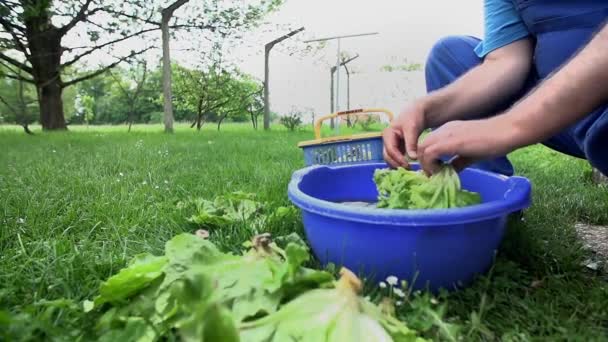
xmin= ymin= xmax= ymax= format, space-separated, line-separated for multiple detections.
xmin=287 ymin=162 xmax=532 ymax=292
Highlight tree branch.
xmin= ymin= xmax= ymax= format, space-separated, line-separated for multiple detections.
xmin=162 ymin=0 xmax=190 ymax=19
xmin=0 ymin=93 xmax=18 ymax=115
xmin=62 ymin=48 xmax=151 ymax=88
xmin=61 ymin=27 xmax=158 ymax=69
xmin=0 ymin=21 xmax=28 ymax=58
xmin=103 ymin=8 xmax=160 ymax=26
xmin=0 ymin=52 xmax=32 ymax=73
xmin=58 ymin=0 xmax=96 ymax=35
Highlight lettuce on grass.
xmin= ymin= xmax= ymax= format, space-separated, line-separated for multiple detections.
xmin=84 ymin=233 xmax=333 ymax=341
xmin=374 ymin=165 xmax=481 ymax=209
xmin=239 ymin=268 xmax=428 ymax=342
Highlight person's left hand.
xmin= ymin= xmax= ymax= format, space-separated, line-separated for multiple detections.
xmin=417 ymin=117 xmax=519 ymax=175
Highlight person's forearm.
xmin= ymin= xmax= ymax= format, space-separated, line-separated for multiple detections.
xmin=506 ymin=23 xmax=608 ymax=148
xmin=421 ymin=39 xmax=534 ymax=128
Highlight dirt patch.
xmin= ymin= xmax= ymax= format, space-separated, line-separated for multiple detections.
xmin=575 ymin=223 xmax=608 ymax=272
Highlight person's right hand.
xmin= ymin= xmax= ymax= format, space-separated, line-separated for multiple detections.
xmin=382 ymin=102 xmax=427 ymax=169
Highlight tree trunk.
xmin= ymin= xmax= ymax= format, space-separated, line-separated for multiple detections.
xmin=38 ymin=80 xmax=66 ymax=130
xmin=263 ymin=45 xmax=271 ymax=130
xmin=160 ymin=0 xmax=189 ymax=134
xmin=217 ymin=114 xmax=228 ymax=131
xmin=23 ymin=124 xmax=34 ymax=135
xmin=195 ymin=98 xmax=204 ymax=131
xmin=27 ymin=25 xmax=66 ymax=130
xmin=251 ymin=112 xmax=258 ymax=129
xmin=161 ymin=18 xmax=174 ymax=133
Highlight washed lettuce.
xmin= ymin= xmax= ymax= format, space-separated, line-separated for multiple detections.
xmin=374 ymin=165 xmax=481 ymax=209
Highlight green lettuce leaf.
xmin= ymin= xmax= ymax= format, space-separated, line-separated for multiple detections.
xmin=374 ymin=165 xmax=481 ymax=209
xmin=89 ymin=253 xmax=168 ymax=309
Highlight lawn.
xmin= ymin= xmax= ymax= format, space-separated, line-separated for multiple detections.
xmin=1 ymin=123 xmax=607 ymax=341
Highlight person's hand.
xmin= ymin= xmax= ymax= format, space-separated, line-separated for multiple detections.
xmin=382 ymin=102 xmax=427 ymax=168
xmin=417 ymin=117 xmax=519 ymax=175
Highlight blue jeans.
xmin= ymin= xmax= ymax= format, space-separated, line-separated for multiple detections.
xmin=425 ymin=35 xmax=608 ymax=177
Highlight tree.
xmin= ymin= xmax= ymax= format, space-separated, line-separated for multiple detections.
xmin=109 ymin=60 xmax=148 ymax=131
xmin=159 ymin=0 xmax=284 ymax=133
xmin=0 ymin=68 xmax=37 ymax=133
xmin=0 ymin=0 xmax=283 ymax=131
xmin=160 ymin=0 xmax=188 ymax=134
xmin=173 ymin=49 xmax=234 ymax=131
xmin=0 ymin=0 xmax=162 ymax=130
xmin=173 ymin=45 xmax=262 ymax=132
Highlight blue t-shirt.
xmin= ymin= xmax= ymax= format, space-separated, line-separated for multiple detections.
xmin=474 ymin=0 xmax=531 ymax=58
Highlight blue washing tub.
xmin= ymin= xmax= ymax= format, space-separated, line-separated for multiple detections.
xmin=287 ymin=162 xmax=532 ymax=292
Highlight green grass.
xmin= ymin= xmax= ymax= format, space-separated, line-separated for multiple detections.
xmin=1 ymin=123 xmax=607 ymax=341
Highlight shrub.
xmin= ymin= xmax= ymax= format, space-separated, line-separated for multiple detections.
xmin=280 ymin=111 xmax=303 ymax=132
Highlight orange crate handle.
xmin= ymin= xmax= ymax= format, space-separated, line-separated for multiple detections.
xmin=313 ymin=108 xmax=394 ymax=139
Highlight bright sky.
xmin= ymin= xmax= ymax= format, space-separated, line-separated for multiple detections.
xmin=69 ymin=0 xmax=486 ymax=121
xmin=221 ymin=0 xmax=486 ymax=120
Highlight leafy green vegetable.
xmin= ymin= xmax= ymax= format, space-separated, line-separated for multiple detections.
xmin=86 ymin=253 xmax=168 ymax=310
xmin=240 ymin=268 xmax=428 ymax=342
xmin=374 ymin=165 xmax=482 ymax=209
xmin=84 ymin=232 xmax=333 ymax=340
xmin=178 ymin=192 xmax=284 ymax=229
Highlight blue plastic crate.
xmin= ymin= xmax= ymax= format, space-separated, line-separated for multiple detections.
xmin=298 ymin=108 xmax=393 ymax=166
xmin=301 ymin=136 xmax=384 ymax=166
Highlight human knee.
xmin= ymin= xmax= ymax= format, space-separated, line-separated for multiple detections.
xmin=426 ymin=35 xmax=476 ymax=69
xmin=425 ymin=35 xmax=480 ymax=92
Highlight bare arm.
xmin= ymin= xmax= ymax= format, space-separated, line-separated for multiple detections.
xmin=416 ymin=23 xmax=608 ymax=175
xmin=507 ymin=23 xmax=608 ymax=148
xmin=422 ymin=38 xmax=535 ymax=127
xmin=383 ymin=37 xmax=535 ymax=167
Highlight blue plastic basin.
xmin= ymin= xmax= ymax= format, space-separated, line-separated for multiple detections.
xmin=287 ymin=162 xmax=532 ymax=292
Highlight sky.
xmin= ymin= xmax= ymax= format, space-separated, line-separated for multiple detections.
xmin=66 ymin=0 xmax=487 ymax=121
xmin=221 ymin=0 xmax=486 ymax=120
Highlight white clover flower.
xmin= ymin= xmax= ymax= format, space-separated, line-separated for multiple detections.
xmin=17 ymin=218 xmax=25 ymax=224
xmin=155 ymin=185 xmax=160 ymax=189
xmin=119 ymin=172 xmax=124 ymax=177
xmin=396 ymin=301 xmax=403 ymax=306
xmin=379 ymin=281 xmax=387 ymax=289
xmin=142 ymin=181 xmax=147 ymax=185
xmin=164 ymin=180 xmax=169 ymax=184
xmin=386 ymin=276 xmax=398 ymax=286
xmin=52 ymin=150 xmax=56 ymax=153
xmin=394 ymin=288 xmax=405 ymax=298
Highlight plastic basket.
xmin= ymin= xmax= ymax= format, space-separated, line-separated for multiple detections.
xmin=298 ymin=108 xmax=394 ymax=166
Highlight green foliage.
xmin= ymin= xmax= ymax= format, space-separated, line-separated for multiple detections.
xmin=70 ymin=66 xmax=163 ymax=125
xmin=358 ymin=114 xmax=378 ymax=131
xmin=80 ymin=95 xmax=96 ymax=124
xmin=380 ymin=58 xmax=422 ymax=72
xmin=374 ymin=165 xmax=482 ymax=209
xmin=0 ymin=67 xmax=38 ymax=126
xmin=171 ymin=60 xmax=262 ymax=129
xmin=280 ymin=110 xmax=303 ymax=132
xmin=84 ymin=232 xmax=334 ymax=340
